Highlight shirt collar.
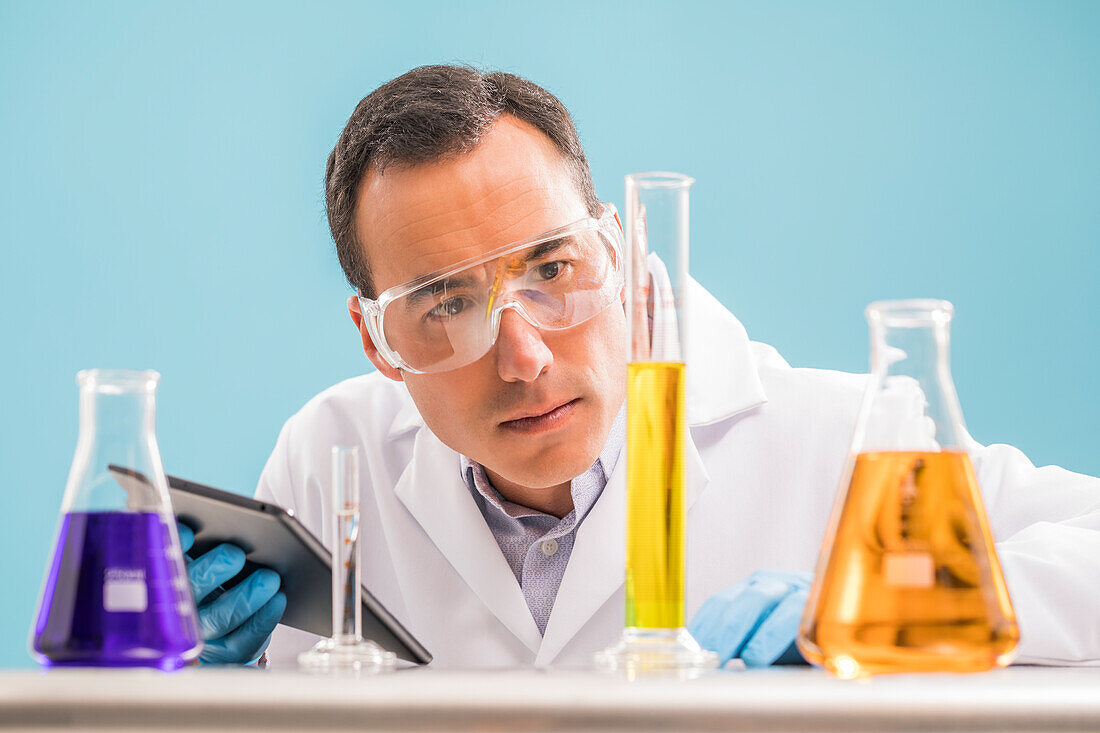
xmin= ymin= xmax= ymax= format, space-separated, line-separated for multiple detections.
xmin=462 ymin=459 xmax=544 ymax=520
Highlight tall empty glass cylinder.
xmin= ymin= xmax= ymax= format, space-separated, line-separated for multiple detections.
xmin=594 ymin=172 xmax=718 ymax=676
xmin=798 ymin=300 xmax=1019 ymax=678
xmin=31 ymin=369 xmax=201 ymax=670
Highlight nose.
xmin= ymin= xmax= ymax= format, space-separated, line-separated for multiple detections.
xmin=493 ymin=306 xmax=553 ymax=382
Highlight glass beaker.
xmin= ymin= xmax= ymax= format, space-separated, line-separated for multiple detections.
xmin=798 ymin=300 xmax=1019 ymax=678
xmin=30 ymin=369 xmax=201 ymax=670
xmin=594 ymin=172 xmax=718 ymax=677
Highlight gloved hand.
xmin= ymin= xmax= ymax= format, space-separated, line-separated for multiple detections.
xmin=688 ymin=569 xmax=813 ymax=667
xmin=178 ymin=523 xmax=287 ymax=665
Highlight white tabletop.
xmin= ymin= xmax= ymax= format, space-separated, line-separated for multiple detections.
xmin=2 ymin=665 xmax=1099 ymax=732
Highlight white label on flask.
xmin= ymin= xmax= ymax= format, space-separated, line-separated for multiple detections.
xmin=882 ymin=552 xmax=935 ymax=588
xmin=104 ymin=568 xmax=148 ymax=612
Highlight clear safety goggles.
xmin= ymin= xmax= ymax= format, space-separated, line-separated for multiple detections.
xmin=357 ymin=203 xmax=625 ymax=374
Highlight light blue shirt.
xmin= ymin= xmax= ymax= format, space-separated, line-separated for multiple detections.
xmin=461 ymin=406 xmax=626 ymax=635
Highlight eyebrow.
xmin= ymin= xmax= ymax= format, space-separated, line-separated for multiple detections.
xmin=519 ymin=236 xmax=571 ymax=263
xmin=403 ymin=273 xmax=480 ymax=310
xmin=402 ymin=237 xmax=576 ymax=310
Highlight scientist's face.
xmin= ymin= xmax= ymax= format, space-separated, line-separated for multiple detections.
xmin=348 ymin=116 xmax=627 ymax=492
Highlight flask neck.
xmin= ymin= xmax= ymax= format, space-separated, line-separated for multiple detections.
xmin=63 ymin=370 xmax=167 ymax=514
xmin=870 ymin=319 xmax=952 ymax=382
xmin=80 ymin=387 xmax=157 ymax=442
xmin=859 ymin=301 xmax=968 ymax=453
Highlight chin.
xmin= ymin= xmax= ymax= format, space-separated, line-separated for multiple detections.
xmin=504 ymin=446 xmax=598 ymax=489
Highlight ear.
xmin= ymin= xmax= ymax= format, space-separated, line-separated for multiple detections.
xmin=347 ymin=296 xmax=404 ymax=382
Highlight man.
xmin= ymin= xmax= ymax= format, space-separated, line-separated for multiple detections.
xmin=183 ymin=65 xmax=1100 ymax=669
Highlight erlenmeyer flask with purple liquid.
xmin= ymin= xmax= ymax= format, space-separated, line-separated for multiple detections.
xmin=31 ymin=370 xmax=201 ymax=670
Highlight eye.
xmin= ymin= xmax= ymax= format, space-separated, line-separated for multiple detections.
xmin=534 ymin=261 xmax=568 ymax=281
xmin=426 ymin=297 xmax=471 ymax=320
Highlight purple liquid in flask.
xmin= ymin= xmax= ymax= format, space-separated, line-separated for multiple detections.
xmin=31 ymin=370 xmax=201 ymax=670
xmin=33 ymin=511 xmax=200 ymax=670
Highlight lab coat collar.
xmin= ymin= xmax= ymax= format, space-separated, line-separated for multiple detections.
xmin=684 ymin=276 xmax=769 ymax=426
xmin=387 ymin=276 xmax=768 ymax=440
xmin=392 ymin=426 xmax=544 ymax=654
xmin=391 ymin=420 xmax=710 ymax=663
xmin=388 ymin=389 xmax=424 ymax=439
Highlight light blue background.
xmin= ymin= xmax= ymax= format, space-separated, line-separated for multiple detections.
xmin=1 ymin=1 xmax=1096 ymax=668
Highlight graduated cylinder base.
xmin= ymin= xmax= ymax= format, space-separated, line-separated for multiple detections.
xmin=297 ymin=637 xmax=396 ymax=675
xmin=594 ymin=627 xmax=719 ymax=679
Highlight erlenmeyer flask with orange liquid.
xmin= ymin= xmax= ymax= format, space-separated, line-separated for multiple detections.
xmin=797 ymin=300 xmax=1019 ymax=678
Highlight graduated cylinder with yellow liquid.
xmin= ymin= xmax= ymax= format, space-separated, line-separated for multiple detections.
xmin=594 ymin=172 xmax=718 ymax=676
xmin=625 ymin=361 xmax=686 ymax=629
xmin=797 ymin=300 xmax=1019 ymax=678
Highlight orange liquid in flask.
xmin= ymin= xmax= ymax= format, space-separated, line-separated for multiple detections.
xmin=799 ymin=451 xmax=1019 ymax=677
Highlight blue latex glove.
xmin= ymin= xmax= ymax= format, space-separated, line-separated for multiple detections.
xmin=178 ymin=523 xmax=287 ymax=665
xmin=688 ymin=569 xmax=813 ymax=668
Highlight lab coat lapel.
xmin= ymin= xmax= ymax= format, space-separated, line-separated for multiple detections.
xmin=535 ymin=426 xmax=710 ymax=666
xmin=534 ymin=448 xmax=625 ymax=666
xmin=393 ymin=425 xmax=543 ymax=654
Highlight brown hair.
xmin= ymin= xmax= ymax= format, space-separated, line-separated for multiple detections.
xmin=325 ymin=64 xmax=600 ymax=298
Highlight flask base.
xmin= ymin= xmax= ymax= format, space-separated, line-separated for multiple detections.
xmin=809 ymin=647 xmax=1017 ymax=680
xmin=594 ymin=627 xmax=719 ymax=679
xmin=800 ymin=632 xmax=1019 ymax=679
xmin=37 ymin=651 xmax=196 ymax=672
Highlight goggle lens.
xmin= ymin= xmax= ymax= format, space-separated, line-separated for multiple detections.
xmin=381 ymin=225 xmax=621 ymax=373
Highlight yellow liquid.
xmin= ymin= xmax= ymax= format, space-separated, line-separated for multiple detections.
xmin=799 ymin=451 xmax=1019 ymax=677
xmin=624 ymin=362 xmax=686 ymax=629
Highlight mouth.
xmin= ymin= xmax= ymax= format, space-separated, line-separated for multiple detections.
xmin=500 ymin=398 xmax=581 ymax=434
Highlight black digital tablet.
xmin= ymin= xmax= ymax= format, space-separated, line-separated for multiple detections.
xmin=108 ymin=466 xmax=431 ymax=665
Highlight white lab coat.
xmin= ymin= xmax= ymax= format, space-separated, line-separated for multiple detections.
xmin=257 ymin=278 xmax=1100 ymax=669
